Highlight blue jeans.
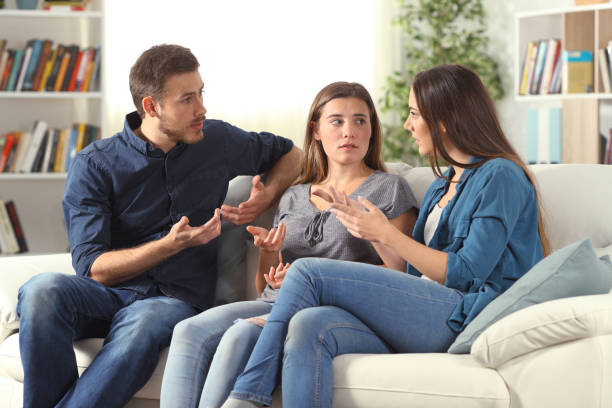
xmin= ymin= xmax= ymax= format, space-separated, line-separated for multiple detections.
xmin=16 ymin=272 xmax=197 ymax=408
xmin=160 ymin=300 xmax=272 ymax=408
xmin=229 ymin=258 xmax=464 ymax=407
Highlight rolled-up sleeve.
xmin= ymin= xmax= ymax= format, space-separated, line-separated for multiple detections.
xmin=444 ymin=167 xmax=529 ymax=291
xmin=62 ymin=154 xmax=112 ymax=277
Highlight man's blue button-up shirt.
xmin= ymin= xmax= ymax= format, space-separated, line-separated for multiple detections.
xmin=63 ymin=112 xmax=293 ymax=309
xmin=409 ymin=157 xmax=544 ymax=332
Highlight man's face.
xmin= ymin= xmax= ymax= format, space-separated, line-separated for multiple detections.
xmin=156 ymin=71 xmax=207 ymax=145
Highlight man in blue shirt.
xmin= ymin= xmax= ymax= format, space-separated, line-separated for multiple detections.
xmin=16 ymin=44 xmax=301 ymax=408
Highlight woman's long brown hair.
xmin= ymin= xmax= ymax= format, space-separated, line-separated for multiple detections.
xmin=412 ymin=64 xmax=550 ymax=256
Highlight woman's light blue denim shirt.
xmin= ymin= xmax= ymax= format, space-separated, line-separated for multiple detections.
xmin=408 ymin=157 xmax=543 ymax=332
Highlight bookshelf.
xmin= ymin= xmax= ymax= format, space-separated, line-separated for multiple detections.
xmin=515 ymin=3 xmax=612 ymax=164
xmin=0 ymin=0 xmax=104 ymax=254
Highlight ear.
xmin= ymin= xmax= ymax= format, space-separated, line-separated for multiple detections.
xmin=311 ymin=121 xmax=321 ymax=140
xmin=142 ymin=96 xmax=159 ymax=118
xmin=439 ymin=122 xmax=447 ymax=134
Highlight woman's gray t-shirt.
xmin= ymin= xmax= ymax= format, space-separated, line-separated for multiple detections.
xmin=258 ymin=170 xmax=416 ymax=302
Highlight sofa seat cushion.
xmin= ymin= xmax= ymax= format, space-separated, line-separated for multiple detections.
xmin=331 ymin=353 xmax=509 ymax=408
xmin=0 ymin=333 xmax=165 ymax=400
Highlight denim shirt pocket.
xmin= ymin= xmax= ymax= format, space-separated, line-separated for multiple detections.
xmin=450 ymin=218 xmax=471 ymax=247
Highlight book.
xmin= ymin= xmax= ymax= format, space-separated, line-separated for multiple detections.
xmin=525 ymin=41 xmax=539 ymax=95
xmin=52 ymin=48 xmax=71 ymax=92
xmin=31 ymin=39 xmax=53 ymax=92
xmin=74 ymin=47 xmax=90 ymax=91
xmin=0 ymin=39 xmax=6 ymax=61
xmin=6 ymin=49 xmax=24 ymax=92
xmin=0 ymin=132 xmax=17 ymax=172
xmin=519 ymin=43 xmax=534 ymax=95
xmin=0 ymin=49 xmax=11 ymax=90
xmin=9 ymin=132 xmax=29 ymax=172
xmin=42 ymin=0 xmax=89 ymax=11
xmin=89 ymin=46 xmax=101 ymax=92
xmin=530 ymin=39 xmax=548 ymax=94
xmin=41 ymin=128 xmax=57 ymax=172
xmin=66 ymin=49 xmax=83 ymax=92
xmin=538 ymin=107 xmax=550 ymax=163
xmin=548 ymin=49 xmax=563 ymax=94
xmin=605 ymin=44 xmax=612 ymax=93
xmin=549 ymin=107 xmax=562 ymax=164
xmin=599 ymin=48 xmax=612 ymax=93
xmin=45 ymin=44 xmax=65 ymax=91
xmin=19 ymin=120 xmax=47 ymax=172
xmin=526 ymin=108 xmax=538 ymax=165
xmin=564 ymin=50 xmax=594 ymax=93
xmin=30 ymin=130 xmax=49 ymax=172
xmin=22 ymin=39 xmax=43 ymax=91
xmin=5 ymin=201 xmax=28 ymax=253
xmin=38 ymin=44 xmax=58 ymax=91
xmin=14 ymin=43 xmax=33 ymax=92
xmin=605 ymin=128 xmax=612 ymax=165
xmin=539 ymin=39 xmax=561 ymax=95
xmin=0 ymin=200 xmax=19 ymax=254
xmin=64 ymin=123 xmax=78 ymax=170
xmin=81 ymin=47 xmax=97 ymax=91
xmin=53 ymin=128 xmax=68 ymax=172
xmin=60 ymin=45 xmax=79 ymax=91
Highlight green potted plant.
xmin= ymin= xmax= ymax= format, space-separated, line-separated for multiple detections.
xmin=381 ymin=0 xmax=504 ymax=165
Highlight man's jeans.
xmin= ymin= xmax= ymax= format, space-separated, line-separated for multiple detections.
xmin=17 ymin=272 xmax=197 ymax=408
xmin=229 ymin=258 xmax=464 ymax=408
xmin=160 ymin=301 xmax=272 ymax=408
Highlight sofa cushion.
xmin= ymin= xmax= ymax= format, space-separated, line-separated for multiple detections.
xmin=331 ymin=353 xmax=508 ymax=408
xmin=448 ymin=238 xmax=612 ymax=354
xmin=0 ymin=333 xmax=166 ymax=400
xmin=471 ymin=293 xmax=612 ymax=368
xmin=0 ymin=254 xmax=73 ymax=342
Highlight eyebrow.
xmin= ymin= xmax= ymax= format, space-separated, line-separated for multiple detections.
xmin=326 ymin=113 xmax=368 ymax=119
xmin=179 ymin=86 xmax=204 ymax=99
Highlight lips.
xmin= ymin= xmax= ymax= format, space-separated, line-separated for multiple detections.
xmin=190 ymin=121 xmax=203 ymax=130
xmin=339 ymin=144 xmax=357 ymax=149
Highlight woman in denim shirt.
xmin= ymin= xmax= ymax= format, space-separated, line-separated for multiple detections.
xmin=222 ymin=65 xmax=551 ymax=408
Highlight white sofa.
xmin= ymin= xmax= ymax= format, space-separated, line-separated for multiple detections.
xmin=1 ymin=163 xmax=611 ymax=408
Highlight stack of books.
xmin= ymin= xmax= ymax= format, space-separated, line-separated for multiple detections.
xmin=0 ymin=200 xmax=27 ymax=255
xmin=518 ymin=38 xmax=563 ymax=95
xmin=0 ymin=38 xmax=101 ymax=92
xmin=42 ymin=0 xmax=90 ymax=11
xmin=0 ymin=121 xmax=100 ymax=173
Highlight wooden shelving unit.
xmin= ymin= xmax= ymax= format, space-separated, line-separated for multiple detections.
xmin=515 ymin=3 xmax=612 ymax=164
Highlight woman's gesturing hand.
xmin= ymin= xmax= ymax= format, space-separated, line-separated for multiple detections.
xmin=264 ymin=261 xmax=290 ymax=289
xmin=313 ymin=186 xmax=391 ymax=243
xmin=246 ymin=222 xmax=286 ymax=253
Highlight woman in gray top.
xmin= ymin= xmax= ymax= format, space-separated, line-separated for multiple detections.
xmin=159 ymin=82 xmax=417 ymax=408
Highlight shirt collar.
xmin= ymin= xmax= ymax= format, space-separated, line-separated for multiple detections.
xmin=430 ymin=155 xmax=485 ymax=192
xmin=121 ymin=111 xmax=166 ymax=158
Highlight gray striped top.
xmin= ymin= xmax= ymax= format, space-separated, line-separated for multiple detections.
xmin=258 ymin=170 xmax=416 ymax=302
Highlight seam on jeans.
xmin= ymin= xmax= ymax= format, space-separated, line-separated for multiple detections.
xmin=186 ymin=330 xmax=226 ymax=408
xmin=230 ymin=390 xmax=272 ymax=406
xmin=311 ymin=274 xmax=460 ymax=306
xmin=313 ymin=322 xmax=386 ymax=408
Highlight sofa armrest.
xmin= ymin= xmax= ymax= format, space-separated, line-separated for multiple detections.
xmin=0 ymin=253 xmax=73 ymax=342
xmin=470 ymin=293 xmax=612 ymax=368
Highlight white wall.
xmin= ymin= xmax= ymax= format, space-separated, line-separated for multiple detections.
xmin=103 ymin=0 xmax=600 ymax=161
xmin=102 ymin=0 xmax=397 ymax=149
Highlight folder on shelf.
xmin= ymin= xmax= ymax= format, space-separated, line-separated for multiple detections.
xmin=563 ymin=50 xmax=594 ymax=94
xmin=549 ymin=107 xmax=562 ymax=164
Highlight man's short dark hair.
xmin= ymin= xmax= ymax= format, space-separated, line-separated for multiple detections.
xmin=129 ymin=44 xmax=200 ymax=117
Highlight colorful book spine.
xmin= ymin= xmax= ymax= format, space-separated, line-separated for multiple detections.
xmin=5 ymin=200 xmax=28 ymax=253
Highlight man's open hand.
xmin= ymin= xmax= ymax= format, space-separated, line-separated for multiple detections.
xmin=221 ymin=175 xmax=271 ymax=225
xmin=166 ymin=209 xmax=222 ymax=250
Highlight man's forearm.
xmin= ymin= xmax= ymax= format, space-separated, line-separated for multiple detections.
xmin=264 ymin=146 xmax=302 ymax=202
xmin=89 ymin=235 xmax=179 ymax=287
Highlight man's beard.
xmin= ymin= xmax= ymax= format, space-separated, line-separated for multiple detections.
xmin=158 ymin=114 xmax=204 ymax=145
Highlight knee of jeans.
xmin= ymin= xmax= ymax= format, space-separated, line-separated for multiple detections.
xmin=287 ymin=257 xmax=321 ymax=283
xmin=17 ymin=273 xmax=71 ymax=319
xmin=217 ymin=320 xmax=262 ymax=356
xmin=285 ymin=308 xmax=326 ymax=350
